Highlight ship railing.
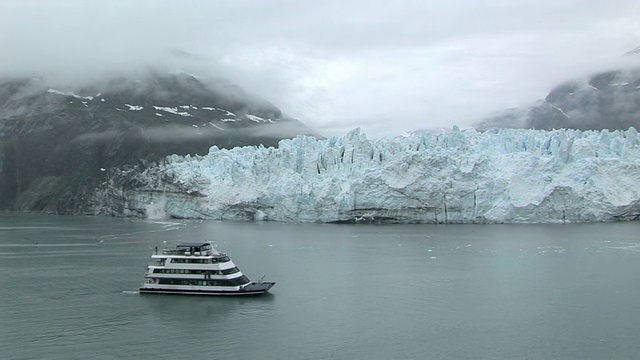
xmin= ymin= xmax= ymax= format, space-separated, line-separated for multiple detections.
xmin=160 ymin=249 xmax=211 ymax=256
xmin=162 ymin=249 xmax=186 ymax=255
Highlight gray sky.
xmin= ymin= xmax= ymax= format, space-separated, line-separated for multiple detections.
xmin=2 ymin=0 xmax=640 ymax=138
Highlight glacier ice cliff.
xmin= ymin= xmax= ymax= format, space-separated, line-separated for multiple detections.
xmin=93 ymin=127 xmax=640 ymax=223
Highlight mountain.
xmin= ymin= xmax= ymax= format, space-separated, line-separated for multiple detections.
xmin=0 ymin=71 xmax=318 ymax=214
xmin=475 ymin=68 xmax=640 ymax=131
xmin=475 ymin=47 xmax=640 ymax=131
xmin=93 ymin=127 xmax=640 ymax=223
xmin=624 ymin=46 xmax=640 ymax=57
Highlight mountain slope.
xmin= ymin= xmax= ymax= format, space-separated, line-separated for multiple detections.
xmin=475 ymin=67 xmax=640 ymax=131
xmin=0 ymin=71 xmax=318 ymax=213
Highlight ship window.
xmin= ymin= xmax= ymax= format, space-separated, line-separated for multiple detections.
xmin=222 ymin=267 xmax=239 ymax=275
xmin=208 ymin=276 xmax=249 ymax=286
xmin=230 ymin=275 xmax=249 ymax=285
xmin=211 ymin=257 xmax=230 ymax=264
xmin=175 ymin=258 xmax=204 ymax=264
xmin=157 ymin=276 xmax=249 ymax=287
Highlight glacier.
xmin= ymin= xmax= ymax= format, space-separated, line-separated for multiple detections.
xmin=95 ymin=127 xmax=640 ymax=223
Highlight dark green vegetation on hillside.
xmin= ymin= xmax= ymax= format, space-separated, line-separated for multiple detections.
xmin=0 ymin=72 xmax=317 ymax=213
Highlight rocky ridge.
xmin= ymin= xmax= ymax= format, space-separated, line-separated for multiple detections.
xmin=0 ymin=71 xmax=317 ymax=213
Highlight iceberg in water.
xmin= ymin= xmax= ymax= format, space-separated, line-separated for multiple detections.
xmin=97 ymin=127 xmax=640 ymax=223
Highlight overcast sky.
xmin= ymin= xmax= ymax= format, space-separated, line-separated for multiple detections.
xmin=2 ymin=0 xmax=640 ymax=138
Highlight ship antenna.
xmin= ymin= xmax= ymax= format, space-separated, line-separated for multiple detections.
xmin=258 ymin=274 xmax=266 ymax=283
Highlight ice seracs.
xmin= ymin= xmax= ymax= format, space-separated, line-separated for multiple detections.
xmin=98 ymin=127 xmax=640 ymax=224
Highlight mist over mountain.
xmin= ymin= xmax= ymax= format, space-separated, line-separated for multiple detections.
xmin=0 ymin=70 xmax=318 ymax=213
xmin=475 ymin=49 xmax=640 ymax=132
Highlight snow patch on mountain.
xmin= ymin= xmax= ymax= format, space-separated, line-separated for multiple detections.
xmin=153 ymin=106 xmax=193 ymax=117
xmin=201 ymin=107 xmax=236 ymax=117
xmin=246 ymin=114 xmax=267 ymax=123
xmin=209 ymin=122 xmax=224 ymax=130
xmin=547 ymin=103 xmax=571 ymax=119
xmin=47 ymin=89 xmax=94 ymax=101
xmin=125 ymin=104 xmax=143 ymax=111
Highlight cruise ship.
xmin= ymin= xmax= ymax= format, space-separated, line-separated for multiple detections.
xmin=139 ymin=242 xmax=275 ymax=296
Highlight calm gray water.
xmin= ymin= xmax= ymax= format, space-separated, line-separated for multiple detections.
xmin=1 ymin=214 xmax=639 ymax=359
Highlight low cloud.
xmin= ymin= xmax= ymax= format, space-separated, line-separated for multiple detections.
xmin=2 ymin=0 xmax=640 ymax=138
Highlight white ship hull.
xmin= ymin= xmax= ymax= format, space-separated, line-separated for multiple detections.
xmin=139 ymin=282 xmax=276 ymax=296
